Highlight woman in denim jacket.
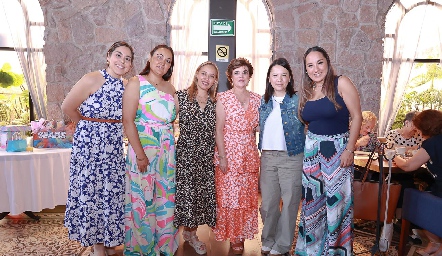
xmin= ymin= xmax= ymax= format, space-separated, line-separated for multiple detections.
xmin=258 ymin=58 xmax=305 ymax=256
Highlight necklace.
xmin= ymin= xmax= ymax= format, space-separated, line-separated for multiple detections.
xmin=273 ymin=96 xmax=284 ymax=104
xmin=147 ymin=77 xmax=162 ymax=87
xmin=312 ymin=83 xmax=323 ymax=92
xmin=195 ymin=94 xmax=208 ymax=104
xmin=234 ymin=90 xmax=249 ymax=106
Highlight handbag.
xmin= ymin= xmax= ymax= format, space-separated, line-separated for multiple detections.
xmin=353 ymin=156 xmax=402 ymax=223
xmin=6 ymin=132 xmax=27 ymax=152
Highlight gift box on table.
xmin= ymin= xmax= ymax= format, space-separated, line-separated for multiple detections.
xmin=31 ymin=119 xmax=75 ymax=148
xmin=0 ymin=125 xmax=31 ymax=151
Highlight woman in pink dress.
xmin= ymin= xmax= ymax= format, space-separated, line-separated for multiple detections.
xmin=213 ymin=57 xmax=261 ymax=255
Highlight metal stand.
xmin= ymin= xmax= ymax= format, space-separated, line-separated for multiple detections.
xmin=355 ymin=139 xmax=388 ymax=255
xmin=370 ymin=141 xmax=386 ymax=255
xmin=360 ymin=140 xmax=388 ymax=255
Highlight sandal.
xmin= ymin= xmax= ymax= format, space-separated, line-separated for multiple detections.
xmin=230 ymin=240 xmax=244 ymax=255
xmin=417 ymin=242 xmax=441 ymax=256
xmin=183 ymin=230 xmax=207 ymax=255
xmin=182 ymin=230 xmax=191 ymax=241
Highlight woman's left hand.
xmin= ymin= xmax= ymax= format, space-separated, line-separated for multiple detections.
xmin=340 ymin=149 xmax=354 ymax=167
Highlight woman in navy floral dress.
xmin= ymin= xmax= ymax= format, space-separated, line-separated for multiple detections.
xmin=61 ymin=41 xmax=134 ymax=256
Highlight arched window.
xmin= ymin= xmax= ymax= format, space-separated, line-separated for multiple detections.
xmin=0 ymin=0 xmax=46 ymax=124
xmin=379 ymin=0 xmax=442 ymax=134
xmin=169 ymin=0 xmax=272 ymax=95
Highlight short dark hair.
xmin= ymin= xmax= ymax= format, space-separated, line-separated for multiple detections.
xmin=226 ymin=57 xmax=254 ymax=86
xmin=413 ymin=109 xmax=442 ymax=137
xmin=404 ymin=111 xmax=418 ymax=124
xmin=139 ymin=45 xmax=174 ymax=81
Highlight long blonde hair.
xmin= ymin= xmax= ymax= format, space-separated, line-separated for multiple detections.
xmin=187 ymin=61 xmax=219 ymax=102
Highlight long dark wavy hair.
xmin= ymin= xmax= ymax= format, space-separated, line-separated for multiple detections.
xmin=263 ymin=58 xmax=296 ymax=103
xmin=298 ymin=46 xmax=341 ymax=120
xmin=139 ymin=45 xmax=174 ymax=81
xmin=187 ymin=61 xmax=219 ymax=102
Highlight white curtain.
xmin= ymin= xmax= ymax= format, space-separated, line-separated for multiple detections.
xmin=170 ymin=0 xmax=208 ymax=90
xmin=378 ymin=3 xmax=427 ymax=136
xmin=1 ymin=0 xmax=47 ymax=119
xmin=236 ymin=0 xmax=272 ymax=96
xmin=169 ymin=0 xmax=272 ymax=95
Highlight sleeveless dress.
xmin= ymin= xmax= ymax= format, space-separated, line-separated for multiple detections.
xmin=64 ymin=69 xmax=125 ymax=247
xmin=213 ymin=89 xmax=261 ymax=241
xmin=174 ymin=90 xmax=217 ymax=228
xmin=124 ymin=75 xmax=178 ymax=256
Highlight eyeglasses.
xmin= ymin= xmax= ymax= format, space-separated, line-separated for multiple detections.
xmin=155 ymin=54 xmax=172 ymax=64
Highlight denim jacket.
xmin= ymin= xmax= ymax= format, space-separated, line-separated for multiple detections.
xmin=258 ymin=93 xmax=305 ymax=156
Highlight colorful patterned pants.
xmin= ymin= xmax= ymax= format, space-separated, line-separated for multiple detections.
xmin=295 ymin=131 xmax=353 ymax=256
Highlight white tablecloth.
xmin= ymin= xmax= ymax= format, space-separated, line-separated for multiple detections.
xmin=0 ymin=148 xmax=71 ymax=215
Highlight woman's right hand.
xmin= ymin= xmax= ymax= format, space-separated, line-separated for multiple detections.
xmin=219 ymin=157 xmax=228 ymax=173
xmin=136 ymin=156 xmax=150 ymax=173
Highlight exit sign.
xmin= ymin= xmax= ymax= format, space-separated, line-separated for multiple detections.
xmin=210 ymin=19 xmax=235 ymax=36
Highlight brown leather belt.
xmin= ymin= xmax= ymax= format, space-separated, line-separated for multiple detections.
xmin=81 ymin=116 xmax=122 ymax=123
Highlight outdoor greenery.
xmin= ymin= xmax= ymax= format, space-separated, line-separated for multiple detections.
xmin=391 ymin=62 xmax=442 ymax=129
xmin=0 ymin=63 xmax=29 ymax=125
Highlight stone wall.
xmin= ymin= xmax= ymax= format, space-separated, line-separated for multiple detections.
xmin=40 ymin=0 xmax=393 ymax=120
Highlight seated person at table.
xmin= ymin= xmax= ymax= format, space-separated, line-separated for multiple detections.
xmin=355 ymin=111 xmax=379 ymax=152
xmin=387 ymin=111 xmax=425 ymax=236
xmin=386 ymin=111 xmax=422 ymax=153
xmin=354 ymin=111 xmax=379 ymax=180
xmin=393 ymin=109 xmax=442 ymax=256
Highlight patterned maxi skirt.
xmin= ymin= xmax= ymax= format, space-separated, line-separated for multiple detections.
xmin=295 ymin=131 xmax=353 ymax=256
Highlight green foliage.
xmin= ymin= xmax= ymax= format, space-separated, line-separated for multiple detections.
xmin=409 ymin=63 xmax=442 ymax=88
xmin=0 ymin=90 xmax=30 ymax=125
xmin=0 ymin=63 xmax=29 ymax=125
xmin=392 ymin=60 xmax=442 ymax=130
xmin=392 ymin=86 xmax=442 ymax=130
xmin=0 ymin=63 xmax=24 ymax=88
xmin=0 ymin=70 xmax=14 ymax=88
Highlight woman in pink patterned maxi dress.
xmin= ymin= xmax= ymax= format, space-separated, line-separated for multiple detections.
xmin=213 ymin=57 xmax=261 ymax=255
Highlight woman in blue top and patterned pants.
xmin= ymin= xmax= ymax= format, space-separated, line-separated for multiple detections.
xmin=258 ymin=58 xmax=305 ymax=256
xmin=295 ymin=46 xmax=362 ymax=255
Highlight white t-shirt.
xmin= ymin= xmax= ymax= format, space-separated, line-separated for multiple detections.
xmin=261 ymin=96 xmax=287 ymax=151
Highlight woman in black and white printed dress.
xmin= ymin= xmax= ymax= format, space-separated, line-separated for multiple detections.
xmin=173 ymin=61 xmax=219 ymax=255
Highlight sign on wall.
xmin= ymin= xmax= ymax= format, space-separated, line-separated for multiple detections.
xmin=215 ymin=45 xmax=229 ymax=62
xmin=210 ymin=19 xmax=235 ymax=36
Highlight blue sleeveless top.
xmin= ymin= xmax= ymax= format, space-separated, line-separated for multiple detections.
xmin=301 ymin=76 xmax=350 ymax=135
